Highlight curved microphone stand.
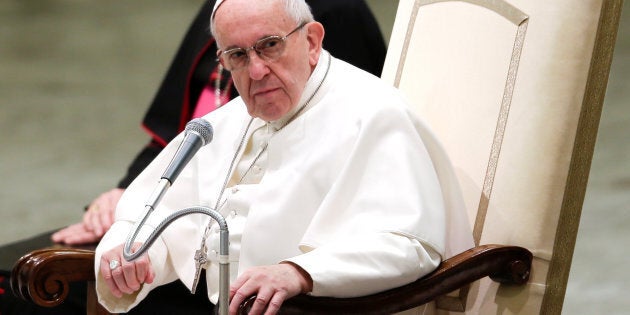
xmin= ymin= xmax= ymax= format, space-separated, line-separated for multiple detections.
xmin=122 ymin=205 xmax=229 ymax=315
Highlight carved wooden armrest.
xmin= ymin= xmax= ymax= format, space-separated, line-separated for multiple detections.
xmin=239 ymin=244 xmax=532 ymax=315
xmin=11 ymin=244 xmax=531 ymax=315
xmin=11 ymin=248 xmax=96 ymax=307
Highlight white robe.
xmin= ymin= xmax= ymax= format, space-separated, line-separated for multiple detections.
xmin=95 ymin=51 xmax=473 ymax=313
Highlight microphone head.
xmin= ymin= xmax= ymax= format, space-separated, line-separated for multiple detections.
xmin=185 ymin=118 xmax=214 ymax=145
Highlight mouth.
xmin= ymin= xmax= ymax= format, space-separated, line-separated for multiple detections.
xmin=253 ymin=87 xmax=281 ymax=98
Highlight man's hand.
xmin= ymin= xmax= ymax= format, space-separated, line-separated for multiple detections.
xmin=51 ymin=188 xmax=124 ymax=245
xmin=100 ymin=243 xmax=155 ymax=298
xmin=50 ymin=222 xmax=101 ymax=244
xmin=229 ymin=262 xmax=313 ymax=315
xmin=83 ymin=188 xmax=124 ymax=236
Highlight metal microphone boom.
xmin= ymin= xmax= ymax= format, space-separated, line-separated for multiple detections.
xmin=120 ymin=118 xmax=229 ymax=315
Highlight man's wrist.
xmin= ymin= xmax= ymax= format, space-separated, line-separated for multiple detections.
xmin=281 ymin=261 xmax=313 ymax=293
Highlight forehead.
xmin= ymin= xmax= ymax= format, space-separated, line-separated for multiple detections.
xmin=214 ymin=0 xmax=294 ymax=49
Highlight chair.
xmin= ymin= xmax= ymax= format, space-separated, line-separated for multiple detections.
xmin=11 ymin=0 xmax=622 ymax=313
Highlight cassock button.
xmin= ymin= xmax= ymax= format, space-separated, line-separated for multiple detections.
xmin=231 ymin=187 xmax=239 ymax=194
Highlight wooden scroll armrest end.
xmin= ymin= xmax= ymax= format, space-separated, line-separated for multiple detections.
xmin=11 ymin=248 xmax=96 ymax=308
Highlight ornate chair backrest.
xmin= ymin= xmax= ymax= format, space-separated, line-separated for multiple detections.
xmin=381 ymin=0 xmax=622 ymax=313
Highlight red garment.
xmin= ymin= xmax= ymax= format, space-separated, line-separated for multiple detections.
xmin=192 ymin=67 xmax=233 ymax=118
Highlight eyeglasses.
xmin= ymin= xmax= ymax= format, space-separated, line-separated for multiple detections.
xmin=218 ymin=22 xmax=307 ymax=71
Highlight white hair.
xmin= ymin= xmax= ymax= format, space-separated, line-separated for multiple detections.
xmin=210 ymin=0 xmax=314 ymax=39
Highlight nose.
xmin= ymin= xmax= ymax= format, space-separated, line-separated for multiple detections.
xmin=246 ymin=50 xmax=270 ymax=80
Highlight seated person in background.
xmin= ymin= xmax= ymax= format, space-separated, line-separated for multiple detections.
xmin=51 ymin=0 xmax=387 ymax=246
xmin=96 ymin=0 xmax=472 ymax=314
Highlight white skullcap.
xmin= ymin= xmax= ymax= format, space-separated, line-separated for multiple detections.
xmin=211 ymin=0 xmax=227 ymax=23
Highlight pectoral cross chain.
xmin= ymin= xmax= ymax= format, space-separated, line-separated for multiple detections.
xmin=191 ymin=245 xmax=208 ymax=294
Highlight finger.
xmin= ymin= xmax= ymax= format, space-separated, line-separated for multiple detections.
xmin=95 ymin=207 xmax=112 ymax=236
xmin=229 ymin=271 xmax=251 ymax=300
xmin=111 ymin=259 xmax=134 ymax=294
xmin=231 ymin=282 xmax=275 ymax=315
xmin=134 ymin=256 xmax=153 ymax=286
xmin=103 ymin=192 xmax=119 ymax=225
xmin=52 ymin=223 xmax=100 ymax=245
xmin=121 ymin=260 xmax=141 ymax=292
xmin=129 ymin=243 xmax=154 ymax=284
xmin=63 ymin=230 xmax=100 ymax=245
xmin=248 ymin=287 xmax=276 ymax=315
xmin=229 ymin=276 xmax=255 ymax=314
xmin=51 ymin=223 xmax=82 ymax=242
xmin=100 ymin=256 xmax=123 ymax=298
xmin=90 ymin=206 xmax=105 ymax=236
xmin=50 ymin=232 xmax=62 ymax=243
xmin=100 ymin=204 xmax=114 ymax=231
xmin=263 ymin=292 xmax=287 ymax=315
xmin=144 ymin=266 xmax=155 ymax=284
xmin=105 ymin=188 xmax=124 ymax=224
xmin=230 ymin=292 xmax=256 ymax=315
xmin=82 ymin=207 xmax=96 ymax=231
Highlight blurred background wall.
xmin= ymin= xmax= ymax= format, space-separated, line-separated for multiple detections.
xmin=0 ymin=1 xmax=628 ymax=313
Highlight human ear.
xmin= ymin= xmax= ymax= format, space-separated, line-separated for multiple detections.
xmin=305 ymin=22 xmax=325 ymax=66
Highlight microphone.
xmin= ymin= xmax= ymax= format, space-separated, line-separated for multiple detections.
xmin=124 ymin=118 xmax=221 ymax=266
xmin=144 ymin=118 xmax=213 ymax=211
xmin=123 ymin=117 xmax=228 ymax=315
xmin=161 ymin=118 xmax=214 ymax=183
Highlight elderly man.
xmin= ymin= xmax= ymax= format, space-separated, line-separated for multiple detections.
xmin=95 ymin=0 xmax=472 ymax=314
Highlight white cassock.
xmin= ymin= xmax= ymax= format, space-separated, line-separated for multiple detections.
xmin=95 ymin=51 xmax=473 ymax=313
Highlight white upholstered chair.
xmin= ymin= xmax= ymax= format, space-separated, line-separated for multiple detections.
xmin=381 ymin=0 xmax=622 ymax=313
xmin=11 ymin=0 xmax=622 ymax=314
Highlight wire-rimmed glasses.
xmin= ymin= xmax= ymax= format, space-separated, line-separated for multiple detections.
xmin=217 ymin=22 xmax=307 ymax=71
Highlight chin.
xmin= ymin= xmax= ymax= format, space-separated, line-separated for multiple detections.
xmin=258 ymin=112 xmax=284 ymax=122
xmin=257 ymin=105 xmax=292 ymax=121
